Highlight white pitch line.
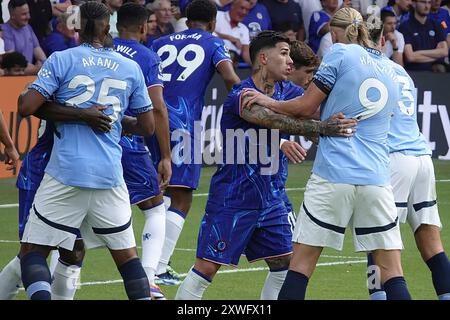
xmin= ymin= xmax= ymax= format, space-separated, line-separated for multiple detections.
xmin=0 ymin=240 xmax=361 ymax=259
xmin=0 ymin=204 xmax=18 ymax=209
xmin=3 ymin=180 xmax=450 ymax=208
xmin=78 ymin=259 xmax=367 ymax=287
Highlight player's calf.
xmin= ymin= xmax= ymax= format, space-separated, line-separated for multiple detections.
xmin=415 ymin=225 xmax=450 ymax=300
xmin=111 ymin=248 xmax=151 ymax=300
xmin=261 ymin=255 xmax=291 ymax=300
xmin=20 ymin=248 xmax=53 ymax=300
xmin=51 ymin=239 xmax=85 ymax=300
xmin=175 ymin=259 xmax=220 ymax=300
xmin=372 ymin=249 xmax=411 ymax=300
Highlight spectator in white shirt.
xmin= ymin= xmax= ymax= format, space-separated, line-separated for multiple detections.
xmin=215 ymin=0 xmax=252 ymax=65
xmin=381 ymin=9 xmax=405 ymax=65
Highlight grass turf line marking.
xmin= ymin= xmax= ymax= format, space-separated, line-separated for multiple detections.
xmin=2 ymin=180 xmax=450 ymax=208
xmin=77 ymin=259 xmax=367 ymax=287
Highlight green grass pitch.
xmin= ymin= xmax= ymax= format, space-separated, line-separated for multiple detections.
xmin=1 ymin=160 xmax=449 ymax=300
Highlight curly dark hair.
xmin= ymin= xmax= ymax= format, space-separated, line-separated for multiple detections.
xmin=1 ymin=52 xmax=28 ymax=69
xmin=186 ymin=0 xmax=217 ymax=23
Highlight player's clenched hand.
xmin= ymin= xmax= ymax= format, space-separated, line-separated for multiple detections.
xmin=319 ymin=112 xmax=357 ymax=137
xmin=158 ymin=157 xmax=172 ymax=192
xmin=241 ymin=89 xmax=275 ymax=110
xmin=3 ymin=145 xmax=19 ymax=170
xmin=80 ymin=105 xmax=112 ymax=133
xmin=281 ymin=141 xmax=306 ymax=164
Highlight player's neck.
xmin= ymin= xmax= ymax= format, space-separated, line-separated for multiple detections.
xmin=252 ymin=70 xmax=276 ymax=96
xmin=80 ymin=39 xmax=105 ymax=48
xmin=188 ymin=23 xmax=208 ymax=31
xmin=118 ymin=31 xmax=142 ymax=42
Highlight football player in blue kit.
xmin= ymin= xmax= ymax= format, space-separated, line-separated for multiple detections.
xmin=175 ymin=30 xmax=356 ymax=300
xmin=260 ymin=41 xmax=320 ymax=299
xmin=113 ymin=2 xmax=171 ymax=299
xmin=148 ymin=0 xmax=241 ymax=285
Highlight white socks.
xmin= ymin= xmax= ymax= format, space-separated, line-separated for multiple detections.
xmin=260 ymin=270 xmax=288 ymax=300
xmin=51 ymin=260 xmax=81 ymax=300
xmin=157 ymin=209 xmax=185 ymax=275
xmin=141 ymin=203 xmax=166 ymax=284
xmin=0 ymin=256 xmax=21 ymax=300
xmin=175 ymin=268 xmax=211 ymax=300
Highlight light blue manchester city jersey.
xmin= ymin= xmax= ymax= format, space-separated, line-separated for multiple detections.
xmin=30 ymin=43 xmax=152 ymax=189
xmin=387 ymin=61 xmax=431 ymax=156
xmin=312 ymin=43 xmax=399 ymax=186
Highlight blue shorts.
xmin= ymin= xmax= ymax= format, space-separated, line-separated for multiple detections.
xmin=122 ymin=148 xmax=160 ymax=205
xmin=146 ymin=133 xmax=201 ymax=189
xmin=196 ymin=202 xmax=293 ymax=266
xmin=18 ymin=188 xmax=81 ymax=240
xmin=280 ymin=187 xmax=294 ymax=213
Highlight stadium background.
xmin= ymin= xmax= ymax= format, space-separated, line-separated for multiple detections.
xmin=0 ymin=71 xmax=449 ymax=299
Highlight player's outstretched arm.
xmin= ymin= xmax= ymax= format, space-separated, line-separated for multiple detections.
xmin=240 ymin=100 xmax=356 ymax=137
xmin=242 ymin=82 xmax=327 ymax=118
xmin=0 ymin=110 xmax=19 ymax=170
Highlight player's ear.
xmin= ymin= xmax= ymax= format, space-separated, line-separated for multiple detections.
xmin=141 ymin=23 xmax=147 ymax=35
xmin=207 ymin=20 xmax=216 ymax=33
xmin=104 ymin=23 xmax=110 ymax=37
xmin=259 ymin=51 xmax=267 ymax=66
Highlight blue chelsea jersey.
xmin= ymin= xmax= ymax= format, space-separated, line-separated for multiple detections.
xmin=152 ymin=29 xmax=231 ymax=134
xmin=206 ymin=77 xmax=297 ymax=211
xmin=114 ymin=37 xmax=163 ymax=153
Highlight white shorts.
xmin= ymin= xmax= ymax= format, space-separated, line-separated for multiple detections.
xmin=292 ymin=174 xmax=403 ymax=252
xmin=390 ymin=152 xmax=441 ymax=232
xmin=22 ymin=174 xmax=136 ymax=251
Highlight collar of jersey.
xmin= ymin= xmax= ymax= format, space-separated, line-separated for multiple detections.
xmin=81 ymin=43 xmax=114 ymax=51
xmin=363 ymin=46 xmax=382 ymax=56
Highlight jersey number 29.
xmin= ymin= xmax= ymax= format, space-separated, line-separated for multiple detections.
xmin=157 ymin=44 xmax=205 ymax=82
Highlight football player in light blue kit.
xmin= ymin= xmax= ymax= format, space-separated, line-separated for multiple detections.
xmin=366 ymin=24 xmax=450 ymax=301
xmin=175 ymin=31 xmax=356 ymax=300
xmin=244 ymin=7 xmax=412 ymax=300
xmin=113 ymin=3 xmax=171 ymax=299
xmin=16 ymin=2 xmax=154 ymax=300
xmin=148 ymin=0 xmax=240 ymax=285
xmin=0 ymin=105 xmax=119 ymax=300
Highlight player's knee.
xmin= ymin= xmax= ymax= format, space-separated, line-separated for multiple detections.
xmin=58 ymin=240 xmax=85 ymax=266
xmin=19 ymin=243 xmax=53 ymax=259
xmin=166 ymin=187 xmax=193 ymax=213
xmin=110 ymin=247 xmax=139 ymax=267
xmin=265 ymin=255 xmax=291 ymax=271
xmin=194 ymin=259 xmax=220 ymax=280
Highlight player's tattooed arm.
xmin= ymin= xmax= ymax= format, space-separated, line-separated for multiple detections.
xmin=240 ymin=99 xmax=356 ymax=137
